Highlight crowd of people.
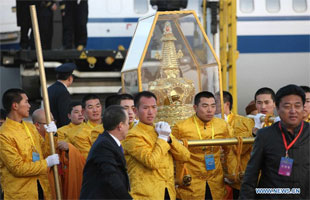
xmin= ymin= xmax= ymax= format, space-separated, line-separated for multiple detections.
xmin=0 ymin=63 xmax=309 ymax=200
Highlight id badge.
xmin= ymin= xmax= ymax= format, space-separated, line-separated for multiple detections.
xmin=32 ymin=152 xmax=40 ymax=162
xmin=278 ymin=157 xmax=293 ymax=176
xmin=205 ymin=154 xmax=215 ymax=170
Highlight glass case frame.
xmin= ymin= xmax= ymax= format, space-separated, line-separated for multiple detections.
xmin=121 ymin=10 xmax=225 ymax=121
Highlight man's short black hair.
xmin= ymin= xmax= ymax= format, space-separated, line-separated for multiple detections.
xmin=300 ymin=85 xmax=310 ymax=93
xmin=134 ymin=91 xmax=157 ymax=108
xmin=105 ymin=93 xmax=134 ymax=109
xmin=120 ymin=93 xmax=134 ymax=101
xmin=0 ymin=109 xmax=7 ymax=120
xmin=103 ymin=105 xmax=127 ymax=131
xmin=254 ymin=87 xmax=275 ymax=102
xmin=56 ymin=72 xmax=72 ymax=81
xmin=68 ymin=101 xmax=82 ymax=114
xmin=105 ymin=94 xmax=120 ymax=109
xmin=194 ymin=91 xmax=215 ymax=105
xmin=275 ymin=84 xmax=305 ymax=108
xmin=82 ymin=94 xmax=101 ymax=108
xmin=223 ymin=91 xmax=233 ymax=110
xmin=2 ymin=88 xmax=26 ymax=113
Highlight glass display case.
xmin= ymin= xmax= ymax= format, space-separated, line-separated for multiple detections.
xmin=121 ymin=10 xmax=224 ymax=125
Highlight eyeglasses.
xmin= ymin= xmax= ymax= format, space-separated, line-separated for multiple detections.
xmin=36 ymin=122 xmax=47 ymax=125
xmin=36 ymin=120 xmax=56 ymax=125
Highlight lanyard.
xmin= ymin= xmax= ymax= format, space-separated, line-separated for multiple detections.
xmin=279 ymin=121 xmax=304 ymax=157
xmin=22 ymin=121 xmax=37 ymax=152
xmin=194 ymin=115 xmax=214 ymax=140
xmin=87 ymin=121 xmax=94 ymax=129
xmin=227 ymin=113 xmax=232 ymax=123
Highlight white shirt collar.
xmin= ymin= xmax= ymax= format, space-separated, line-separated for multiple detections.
xmin=108 ymin=132 xmax=121 ymax=147
xmin=57 ymin=80 xmax=68 ymax=89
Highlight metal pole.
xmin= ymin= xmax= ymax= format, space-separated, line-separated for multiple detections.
xmin=184 ymin=137 xmax=255 ymax=146
xmin=30 ymin=5 xmax=62 ymax=200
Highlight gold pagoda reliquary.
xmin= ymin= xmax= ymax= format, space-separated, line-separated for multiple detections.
xmin=121 ymin=11 xmax=223 ymax=126
xmin=148 ymin=21 xmax=195 ymax=125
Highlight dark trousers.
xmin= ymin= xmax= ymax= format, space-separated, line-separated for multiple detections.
xmin=19 ymin=23 xmax=34 ymax=49
xmin=16 ymin=0 xmax=37 ymax=49
xmin=205 ymin=182 xmax=213 ymax=200
xmin=232 ymin=188 xmax=239 ymax=200
xmin=0 ymin=185 xmax=3 ymax=200
xmin=39 ymin=5 xmax=54 ymax=49
xmin=16 ymin=1 xmax=52 ymax=49
xmin=62 ymin=0 xmax=88 ymax=49
xmin=164 ymin=188 xmax=170 ymax=200
xmin=37 ymin=180 xmax=44 ymax=200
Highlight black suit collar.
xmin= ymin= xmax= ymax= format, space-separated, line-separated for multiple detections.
xmin=102 ymin=131 xmax=126 ymax=165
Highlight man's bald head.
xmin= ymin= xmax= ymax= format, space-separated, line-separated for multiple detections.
xmin=32 ymin=108 xmax=54 ymax=137
xmin=32 ymin=109 xmax=46 ymax=124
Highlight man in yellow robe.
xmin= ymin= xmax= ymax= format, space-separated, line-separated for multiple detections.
xmin=215 ymin=91 xmax=254 ymax=199
xmin=300 ymin=86 xmax=310 ymax=122
xmin=0 ymin=88 xmax=59 ymax=199
xmin=57 ymin=101 xmax=85 ymax=142
xmin=172 ymin=91 xmax=237 ymax=200
xmin=0 ymin=109 xmax=6 ymax=127
xmin=252 ymin=87 xmax=276 ymax=135
xmin=69 ymin=94 xmax=103 ymax=159
xmin=122 ymin=91 xmax=190 ymax=200
xmin=32 ymin=108 xmax=86 ymax=199
xmin=91 ymin=93 xmax=138 ymax=144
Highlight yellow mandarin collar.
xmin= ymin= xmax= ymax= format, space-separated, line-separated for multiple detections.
xmin=69 ymin=122 xmax=82 ymax=128
xmin=227 ymin=112 xmax=235 ymax=123
xmin=193 ymin=114 xmax=213 ymax=127
xmin=129 ymin=121 xmax=135 ymax=129
xmin=227 ymin=112 xmax=234 ymax=118
xmin=137 ymin=121 xmax=155 ymax=131
xmin=5 ymin=117 xmax=24 ymax=129
xmin=87 ymin=120 xmax=100 ymax=128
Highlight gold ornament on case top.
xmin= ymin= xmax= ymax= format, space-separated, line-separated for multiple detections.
xmin=149 ymin=21 xmax=195 ymax=125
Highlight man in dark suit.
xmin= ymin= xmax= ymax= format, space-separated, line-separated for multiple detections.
xmin=80 ymin=105 xmax=132 ymax=199
xmin=48 ymin=63 xmax=76 ymax=128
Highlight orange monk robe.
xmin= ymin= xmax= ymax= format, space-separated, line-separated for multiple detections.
xmin=49 ymin=143 xmax=85 ymax=199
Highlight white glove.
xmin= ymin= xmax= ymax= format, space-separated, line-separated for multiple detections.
xmin=224 ymin=177 xmax=234 ymax=185
xmin=214 ymin=114 xmax=227 ymax=121
xmin=44 ymin=121 xmax=57 ymax=133
xmin=254 ymin=113 xmax=265 ymax=129
xmin=274 ymin=116 xmax=281 ymax=123
xmin=214 ymin=113 xmax=222 ymax=119
xmin=45 ymin=154 xmax=59 ymax=167
xmin=133 ymin=119 xmax=139 ymax=126
xmin=224 ymin=114 xmax=228 ymax=122
xmin=155 ymin=121 xmax=171 ymax=141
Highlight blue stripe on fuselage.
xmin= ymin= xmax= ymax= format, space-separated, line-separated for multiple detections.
xmin=86 ymin=37 xmax=132 ymax=50
xmin=0 ymin=43 xmax=20 ymax=50
xmin=237 ymin=35 xmax=310 ymax=53
xmin=238 ymin=16 xmax=310 ymax=21
xmin=87 ymin=17 xmax=310 ymax=53
xmin=88 ymin=18 xmax=139 ymax=23
xmin=86 ymin=35 xmax=310 ymax=53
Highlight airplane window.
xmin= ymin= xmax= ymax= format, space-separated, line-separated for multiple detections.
xmin=240 ymin=0 xmax=254 ymax=13
xmin=134 ymin=0 xmax=148 ymax=14
xmin=266 ymin=0 xmax=280 ymax=13
xmin=293 ymin=0 xmax=307 ymax=12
